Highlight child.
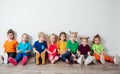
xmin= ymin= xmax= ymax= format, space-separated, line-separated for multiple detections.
xmin=62 ymin=31 xmax=79 ymax=64
xmin=33 ymin=32 xmax=47 ymax=65
xmin=8 ymin=33 xmax=32 ymax=66
xmin=92 ymin=34 xmax=114 ymax=64
xmin=57 ymin=32 xmax=69 ymax=63
xmin=3 ymin=29 xmax=18 ymax=64
xmin=47 ymin=33 xmax=59 ymax=64
xmin=77 ymin=37 xmax=96 ymax=65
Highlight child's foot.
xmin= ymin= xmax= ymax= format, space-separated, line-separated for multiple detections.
xmin=100 ymin=55 xmax=105 ymax=64
xmin=114 ymin=55 xmax=120 ymax=64
xmin=8 ymin=57 xmax=17 ymax=66
xmin=84 ymin=56 xmax=93 ymax=65
xmin=3 ymin=53 xmax=8 ymax=64
xmin=77 ymin=55 xmax=84 ymax=65
xmin=0 ymin=56 xmax=3 ymax=64
xmin=54 ymin=56 xmax=59 ymax=61
xmin=20 ymin=56 xmax=28 ymax=65
xmin=51 ymin=60 xmax=55 ymax=64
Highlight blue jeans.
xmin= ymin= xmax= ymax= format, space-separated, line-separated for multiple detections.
xmin=61 ymin=51 xmax=78 ymax=63
xmin=15 ymin=53 xmax=29 ymax=63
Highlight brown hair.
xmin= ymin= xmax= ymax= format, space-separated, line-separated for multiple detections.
xmin=48 ymin=33 xmax=57 ymax=46
xmin=7 ymin=29 xmax=15 ymax=39
xmin=80 ymin=36 xmax=89 ymax=41
xmin=93 ymin=34 xmax=101 ymax=44
xmin=59 ymin=32 xmax=66 ymax=41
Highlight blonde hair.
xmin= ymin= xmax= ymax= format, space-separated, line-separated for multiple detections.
xmin=80 ymin=36 xmax=89 ymax=41
xmin=69 ymin=31 xmax=78 ymax=38
xmin=48 ymin=33 xmax=57 ymax=46
xmin=38 ymin=32 xmax=45 ymax=38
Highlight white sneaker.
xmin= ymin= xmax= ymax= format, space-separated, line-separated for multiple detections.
xmin=0 ymin=56 xmax=3 ymax=64
xmin=3 ymin=53 xmax=8 ymax=64
xmin=92 ymin=56 xmax=96 ymax=64
xmin=114 ymin=55 xmax=120 ymax=64
xmin=84 ymin=56 xmax=93 ymax=65
xmin=100 ymin=54 xmax=105 ymax=64
xmin=77 ymin=55 xmax=84 ymax=65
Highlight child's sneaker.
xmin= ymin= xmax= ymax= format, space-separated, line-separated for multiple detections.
xmin=84 ymin=56 xmax=93 ymax=65
xmin=92 ymin=56 xmax=96 ymax=64
xmin=3 ymin=53 xmax=8 ymax=64
xmin=20 ymin=56 xmax=28 ymax=65
xmin=100 ymin=54 xmax=105 ymax=64
xmin=0 ymin=56 xmax=3 ymax=64
xmin=8 ymin=57 xmax=17 ymax=66
xmin=114 ymin=55 xmax=120 ymax=64
xmin=77 ymin=55 xmax=84 ymax=65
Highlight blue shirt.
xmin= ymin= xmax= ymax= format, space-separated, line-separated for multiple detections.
xmin=33 ymin=41 xmax=47 ymax=53
xmin=17 ymin=42 xmax=32 ymax=53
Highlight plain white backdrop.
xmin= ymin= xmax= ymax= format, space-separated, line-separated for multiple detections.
xmin=0 ymin=0 xmax=120 ymax=56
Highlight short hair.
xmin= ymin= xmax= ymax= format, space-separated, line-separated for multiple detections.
xmin=22 ymin=33 xmax=29 ymax=38
xmin=38 ymin=32 xmax=45 ymax=38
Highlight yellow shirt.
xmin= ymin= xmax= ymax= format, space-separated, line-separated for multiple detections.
xmin=3 ymin=40 xmax=18 ymax=52
xmin=57 ymin=40 xmax=66 ymax=55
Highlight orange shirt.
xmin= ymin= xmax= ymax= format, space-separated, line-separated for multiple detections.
xmin=3 ymin=40 xmax=18 ymax=52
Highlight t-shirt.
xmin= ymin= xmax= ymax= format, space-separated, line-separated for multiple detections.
xmin=66 ymin=40 xmax=79 ymax=54
xmin=78 ymin=44 xmax=91 ymax=55
xmin=48 ymin=43 xmax=57 ymax=53
xmin=57 ymin=40 xmax=66 ymax=54
xmin=3 ymin=40 xmax=18 ymax=52
xmin=33 ymin=41 xmax=47 ymax=53
xmin=17 ymin=42 xmax=32 ymax=53
xmin=92 ymin=44 xmax=104 ymax=54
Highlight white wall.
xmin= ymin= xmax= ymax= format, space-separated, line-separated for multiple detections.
xmin=0 ymin=0 xmax=120 ymax=56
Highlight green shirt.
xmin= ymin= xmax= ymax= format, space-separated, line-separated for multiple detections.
xmin=66 ymin=40 xmax=79 ymax=54
xmin=92 ymin=44 xmax=104 ymax=54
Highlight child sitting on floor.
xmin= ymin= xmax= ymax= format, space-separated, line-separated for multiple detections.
xmin=77 ymin=36 xmax=96 ymax=65
xmin=9 ymin=33 xmax=32 ymax=66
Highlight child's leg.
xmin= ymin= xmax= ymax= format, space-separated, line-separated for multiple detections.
xmin=35 ymin=53 xmax=40 ymax=65
xmin=9 ymin=53 xmax=22 ymax=66
xmin=104 ymin=54 xmax=113 ymax=63
xmin=3 ymin=53 xmax=8 ymax=64
xmin=61 ymin=51 xmax=71 ymax=62
xmin=41 ymin=52 xmax=46 ymax=65
xmin=93 ymin=53 xmax=100 ymax=61
xmin=20 ymin=53 xmax=29 ymax=65
xmin=8 ymin=52 xmax=16 ymax=58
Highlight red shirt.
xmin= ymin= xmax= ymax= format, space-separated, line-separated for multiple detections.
xmin=48 ymin=43 xmax=57 ymax=53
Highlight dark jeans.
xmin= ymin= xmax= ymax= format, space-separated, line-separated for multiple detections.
xmin=61 ymin=51 xmax=78 ymax=63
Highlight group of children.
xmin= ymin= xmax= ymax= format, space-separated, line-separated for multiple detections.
xmin=0 ymin=29 xmax=119 ymax=66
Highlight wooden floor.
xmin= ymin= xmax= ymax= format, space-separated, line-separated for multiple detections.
xmin=0 ymin=58 xmax=120 ymax=74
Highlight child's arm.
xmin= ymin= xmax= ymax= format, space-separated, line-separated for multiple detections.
xmin=47 ymin=49 xmax=52 ymax=54
xmin=52 ymin=49 xmax=57 ymax=54
xmin=77 ymin=50 xmax=81 ymax=57
xmin=33 ymin=48 xmax=39 ymax=53
xmin=43 ymin=48 xmax=47 ymax=53
xmin=93 ymin=49 xmax=100 ymax=55
xmin=87 ymin=51 xmax=91 ymax=56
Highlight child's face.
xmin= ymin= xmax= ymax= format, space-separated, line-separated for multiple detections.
xmin=81 ymin=39 xmax=88 ymax=46
xmin=50 ymin=35 xmax=56 ymax=43
xmin=70 ymin=34 xmax=77 ymax=42
xmin=60 ymin=34 xmax=66 ymax=41
xmin=22 ymin=35 xmax=28 ymax=42
xmin=7 ymin=33 xmax=14 ymax=40
xmin=94 ymin=38 xmax=100 ymax=44
xmin=39 ymin=36 xmax=45 ymax=42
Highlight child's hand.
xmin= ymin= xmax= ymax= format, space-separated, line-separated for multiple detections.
xmin=35 ymin=51 xmax=39 ymax=54
xmin=72 ymin=54 xmax=76 ymax=58
xmin=17 ymin=50 xmax=21 ymax=53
